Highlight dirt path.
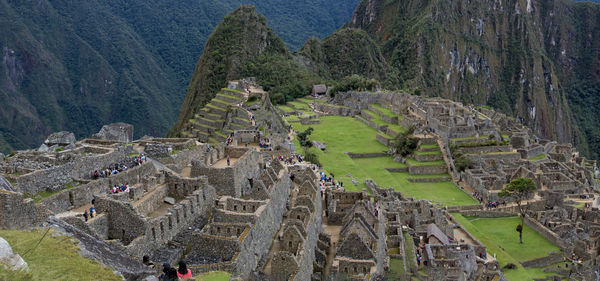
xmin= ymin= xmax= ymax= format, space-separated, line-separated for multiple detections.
xmin=211 ymin=157 xmax=239 ymax=168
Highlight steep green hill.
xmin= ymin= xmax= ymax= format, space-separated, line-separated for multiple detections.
xmin=0 ymin=0 xmax=360 ymax=153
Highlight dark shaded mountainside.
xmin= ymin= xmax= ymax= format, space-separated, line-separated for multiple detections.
xmin=174 ymin=0 xmax=600 ymax=159
xmin=0 ymin=0 xmax=360 ymax=153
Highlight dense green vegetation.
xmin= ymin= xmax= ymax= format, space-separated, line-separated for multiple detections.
xmin=0 ymin=0 xmax=360 ymax=153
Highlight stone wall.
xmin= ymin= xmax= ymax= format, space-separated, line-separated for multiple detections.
xmin=407 ymin=164 xmax=447 ymax=175
xmin=376 ymin=134 xmax=393 ymax=147
xmin=0 ymin=191 xmax=48 ymax=229
xmin=521 ymin=252 xmax=565 ymax=268
xmin=14 ymin=146 xmax=127 ymax=195
xmin=40 ymin=162 xmax=156 ymax=214
xmin=458 ymin=210 xmax=516 ymax=217
xmin=346 ymin=152 xmax=388 ymax=159
xmin=523 ymin=216 xmax=567 ymax=250
xmin=414 ymin=153 xmax=443 ymax=162
xmin=191 ymin=148 xmax=260 ymax=197
xmin=459 ymin=146 xmax=512 ymax=155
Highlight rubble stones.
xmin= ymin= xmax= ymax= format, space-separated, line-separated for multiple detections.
xmin=0 ymin=237 xmax=29 ymax=271
xmin=93 ymin=123 xmax=134 ymax=143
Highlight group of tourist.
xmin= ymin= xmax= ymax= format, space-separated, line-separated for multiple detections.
xmin=91 ymin=155 xmax=146 ymax=179
xmin=471 ymin=191 xmax=484 ymax=203
xmin=111 ymin=183 xmax=131 ymax=194
xmin=142 ymin=256 xmax=193 ymax=280
xmin=275 ymin=154 xmax=303 ymax=165
xmin=156 ymin=260 xmax=192 ymax=280
xmin=484 ymin=200 xmax=505 ymax=209
xmin=83 ymin=201 xmax=96 ymax=222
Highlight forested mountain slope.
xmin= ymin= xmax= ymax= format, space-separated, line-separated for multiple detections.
xmin=0 ymin=0 xmax=359 ymax=153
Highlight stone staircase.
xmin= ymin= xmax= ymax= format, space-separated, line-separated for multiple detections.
xmin=185 ymin=88 xmax=253 ymax=143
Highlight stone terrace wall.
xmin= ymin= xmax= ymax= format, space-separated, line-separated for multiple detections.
xmin=14 ymin=146 xmax=127 ymax=195
xmin=232 ymin=172 xmax=292 ymax=278
xmin=459 ymin=146 xmax=513 ymax=154
xmin=0 ymin=191 xmax=48 ymax=229
xmin=40 ymin=162 xmax=156 ymax=214
xmin=407 ymin=164 xmax=447 ymax=175
xmin=523 ymin=216 xmax=568 ymax=250
xmin=346 ymin=152 xmax=387 ymax=159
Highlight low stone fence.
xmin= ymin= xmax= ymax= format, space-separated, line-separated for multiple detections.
xmin=458 ymin=145 xmax=512 ymax=154
xmin=468 ymin=152 xmax=521 ymax=162
xmin=521 ymin=252 xmax=565 ymax=268
xmin=458 ymin=210 xmax=516 ymax=218
xmin=446 ymin=204 xmax=482 ymax=212
xmin=376 ymin=134 xmax=393 ymax=147
xmin=415 ymin=153 xmax=443 ymax=162
xmin=385 ymin=167 xmax=408 ymax=173
xmin=346 ymin=152 xmax=388 ymax=159
xmin=407 ymin=164 xmax=447 ymax=175
xmin=407 ymin=177 xmax=450 ymax=183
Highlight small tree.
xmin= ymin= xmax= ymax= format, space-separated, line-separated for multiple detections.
xmin=297 ymin=127 xmax=314 ymax=148
xmin=498 ymin=177 xmax=537 ymax=244
xmin=394 ymin=125 xmax=418 ymax=157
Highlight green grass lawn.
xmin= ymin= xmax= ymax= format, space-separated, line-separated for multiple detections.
xmin=528 ymin=153 xmax=547 ymax=162
xmin=288 ymin=101 xmax=311 ymax=111
xmin=388 ymin=258 xmax=405 ymax=279
xmin=414 ymin=150 xmax=441 ymax=156
xmin=196 ymin=271 xmax=231 ymax=281
xmin=290 ymin=115 xmax=475 ymax=206
xmin=277 ymin=105 xmax=295 ymax=113
xmin=452 ymin=214 xmax=561 ymax=281
xmin=370 ymin=104 xmax=401 ymax=119
xmin=0 ymin=229 xmax=122 ymax=281
xmin=419 ymin=144 xmax=439 ymax=149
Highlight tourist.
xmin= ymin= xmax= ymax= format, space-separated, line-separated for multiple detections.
xmin=227 ymin=155 xmax=230 ymax=166
xmin=93 ymin=170 xmax=99 ymax=179
xmin=177 ymin=260 xmax=192 ymax=279
xmin=158 ymin=263 xmax=171 ymax=281
xmin=167 ymin=268 xmax=179 ymax=281
xmin=142 ymin=255 xmax=155 ymax=269
xmin=124 ymin=184 xmax=131 ymax=193
xmin=89 ymin=206 xmax=96 ymax=218
xmin=83 ymin=210 xmax=89 ymax=222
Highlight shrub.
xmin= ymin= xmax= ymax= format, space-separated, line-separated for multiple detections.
xmin=455 ymin=155 xmax=474 ymax=172
xmin=303 ymin=148 xmax=320 ymax=166
xmin=394 ymin=125 xmax=418 ymax=156
xmin=55 ymin=147 xmax=64 ymax=152
xmin=297 ymin=127 xmax=314 ymax=148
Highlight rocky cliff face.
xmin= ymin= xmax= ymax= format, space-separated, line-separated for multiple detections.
xmin=347 ymin=0 xmax=594 ymax=145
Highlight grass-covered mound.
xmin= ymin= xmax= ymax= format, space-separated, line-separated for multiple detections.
xmin=0 ymin=229 xmax=122 ymax=281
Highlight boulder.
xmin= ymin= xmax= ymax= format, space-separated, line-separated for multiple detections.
xmin=164 ymin=197 xmax=176 ymax=205
xmin=44 ymin=131 xmax=76 ymax=147
xmin=0 ymin=237 xmax=29 ymax=272
xmin=0 ymin=153 xmax=4 ymax=162
xmin=0 ymin=176 xmax=15 ymax=192
xmin=93 ymin=123 xmax=134 ymax=143
xmin=312 ymin=141 xmax=326 ymax=151
xmin=37 ymin=143 xmax=50 ymax=152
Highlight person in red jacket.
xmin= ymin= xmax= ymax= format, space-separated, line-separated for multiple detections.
xmin=177 ymin=260 xmax=192 ymax=279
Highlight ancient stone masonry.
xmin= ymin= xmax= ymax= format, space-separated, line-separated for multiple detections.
xmin=266 ymin=167 xmax=322 ymax=281
xmin=185 ymin=159 xmax=292 ymax=279
xmin=191 ymin=146 xmax=261 ymax=197
xmin=0 ymin=191 xmax=48 ymax=229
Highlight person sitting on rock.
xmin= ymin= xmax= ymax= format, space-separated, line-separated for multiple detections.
xmin=142 ymin=255 xmax=155 ymax=269
xmin=158 ymin=263 xmax=171 ymax=281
